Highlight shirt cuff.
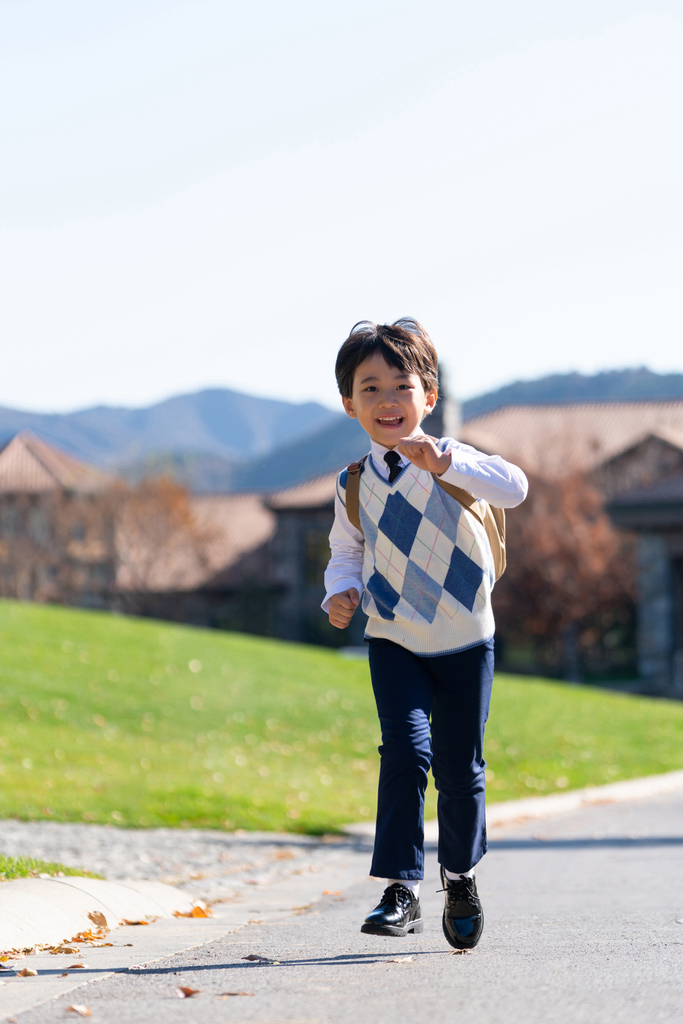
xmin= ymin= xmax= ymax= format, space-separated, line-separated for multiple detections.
xmin=321 ymin=577 xmax=364 ymax=613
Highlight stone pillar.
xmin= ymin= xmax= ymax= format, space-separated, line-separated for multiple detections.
xmin=637 ymin=533 xmax=673 ymax=692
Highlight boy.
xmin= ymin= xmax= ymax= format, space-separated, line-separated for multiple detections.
xmin=323 ymin=318 xmax=527 ymax=949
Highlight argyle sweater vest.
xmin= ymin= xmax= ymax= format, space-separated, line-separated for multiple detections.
xmin=337 ymin=443 xmax=495 ymax=656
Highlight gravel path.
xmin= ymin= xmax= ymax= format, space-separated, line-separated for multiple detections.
xmin=0 ymin=819 xmax=361 ymax=904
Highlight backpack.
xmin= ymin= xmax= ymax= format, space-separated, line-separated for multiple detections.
xmin=344 ymin=455 xmax=507 ymax=581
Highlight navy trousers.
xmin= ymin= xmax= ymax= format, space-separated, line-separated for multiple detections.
xmin=367 ymin=637 xmax=494 ymax=880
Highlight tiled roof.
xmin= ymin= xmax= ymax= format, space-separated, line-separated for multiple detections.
xmin=267 ymin=471 xmax=338 ymax=509
xmin=460 ymin=402 xmax=683 ymax=477
xmin=115 ymin=493 xmax=277 ymax=593
xmin=0 ymin=432 xmax=108 ymax=494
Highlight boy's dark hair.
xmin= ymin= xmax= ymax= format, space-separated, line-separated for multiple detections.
xmin=335 ymin=318 xmax=439 ymax=399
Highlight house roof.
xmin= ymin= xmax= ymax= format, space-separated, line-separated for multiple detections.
xmin=266 ymin=471 xmax=338 ymax=510
xmin=607 ymin=471 xmax=683 ymax=531
xmin=461 ymin=401 xmax=683 ymax=477
xmin=0 ymin=431 xmax=108 ymax=494
xmin=115 ymin=492 xmax=277 ymax=593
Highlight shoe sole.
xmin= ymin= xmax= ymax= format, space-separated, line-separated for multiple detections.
xmin=361 ymin=919 xmax=424 ymax=937
xmin=441 ymin=910 xmax=484 ymax=950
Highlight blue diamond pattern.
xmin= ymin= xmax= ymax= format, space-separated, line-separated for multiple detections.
xmin=442 ymin=545 xmax=484 ymax=612
xmin=366 ymin=570 xmax=400 ymax=620
xmin=402 ymin=559 xmax=442 ymax=624
xmin=421 ymin=487 xmax=460 ymax=543
xmin=377 ymin=492 xmax=423 ymax=558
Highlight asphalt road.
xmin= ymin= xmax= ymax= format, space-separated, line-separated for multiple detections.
xmin=10 ymin=792 xmax=683 ymax=1024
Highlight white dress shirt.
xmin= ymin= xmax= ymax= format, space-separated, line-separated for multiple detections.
xmin=322 ymin=435 xmax=528 ymax=612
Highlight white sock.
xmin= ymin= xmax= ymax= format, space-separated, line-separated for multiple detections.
xmin=443 ymin=867 xmax=475 ymax=881
xmin=388 ymin=878 xmax=420 ymax=897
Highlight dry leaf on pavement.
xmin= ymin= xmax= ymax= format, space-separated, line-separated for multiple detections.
xmin=70 ymin=929 xmax=107 ymax=943
xmin=66 ymin=1006 xmax=91 ymax=1017
xmin=241 ymin=954 xmax=280 ymax=964
xmin=87 ymin=911 xmax=107 ymax=929
xmin=120 ymin=919 xmax=149 ymax=926
xmin=219 ymin=991 xmax=254 ymax=998
xmin=48 ymin=946 xmax=78 ymax=955
xmin=18 ymin=968 xmax=38 ymax=977
xmin=175 ymin=986 xmax=200 ymax=998
xmin=173 ymin=901 xmax=212 ymax=918
xmin=66 ymin=963 xmax=88 ymax=970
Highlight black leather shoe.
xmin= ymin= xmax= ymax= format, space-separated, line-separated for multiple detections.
xmin=360 ymin=883 xmax=423 ymax=936
xmin=440 ymin=867 xmax=484 ymax=949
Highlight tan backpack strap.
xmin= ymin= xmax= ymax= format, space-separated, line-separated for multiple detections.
xmin=345 ymin=456 xmax=367 ymax=533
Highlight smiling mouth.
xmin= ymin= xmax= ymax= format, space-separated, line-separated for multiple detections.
xmin=376 ymin=416 xmax=403 ymax=427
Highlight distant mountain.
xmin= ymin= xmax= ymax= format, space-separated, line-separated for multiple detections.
xmin=232 ymin=415 xmax=364 ymax=491
xmin=461 ymin=367 xmax=683 ymax=420
xmin=0 ymin=389 xmax=337 ymax=468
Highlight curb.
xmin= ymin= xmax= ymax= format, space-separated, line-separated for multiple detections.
xmin=343 ymin=769 xmax=683 ymax=840
xmin=0 ymin=877 xmax=194 ymax=951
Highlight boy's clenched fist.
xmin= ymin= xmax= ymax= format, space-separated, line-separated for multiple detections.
xmin=328 ymin=588 xmax=360 ymax=628
xmin=396 ymin=434 xmax=450 ymax=475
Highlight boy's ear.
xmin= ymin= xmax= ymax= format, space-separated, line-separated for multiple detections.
xmin=424 ymin=387 xmax=438 ymax=414
xmin=342 ymin=396 xmax=358 ymax=419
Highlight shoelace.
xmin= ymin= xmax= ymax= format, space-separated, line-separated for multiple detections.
xmin=377 ymin=884 xmax=413 ymax=911
xmin=438 ymin=877 xmax=478 ymax=908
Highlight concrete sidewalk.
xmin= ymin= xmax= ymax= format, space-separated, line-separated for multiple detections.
xmin=5 ymin=789 xmax=683 ymax=1023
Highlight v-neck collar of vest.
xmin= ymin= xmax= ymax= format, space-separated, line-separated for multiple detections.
xmin=366 ymin=453 xmax=413 ymax=488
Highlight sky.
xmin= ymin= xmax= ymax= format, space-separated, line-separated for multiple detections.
xmin=2 ymin=0 xmax=682 ymax=413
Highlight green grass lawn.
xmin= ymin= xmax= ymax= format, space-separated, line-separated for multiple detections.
xmin=0 ymin=854 xmax=101 ymax=881
xmin=1 ymin=599 xmax=683 ymax=834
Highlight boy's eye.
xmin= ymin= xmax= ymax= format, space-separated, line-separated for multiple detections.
xmin=363 ymin=385 xmax=378 ymax=392
xmin=396 ymin=384 xmax=412 ymax=390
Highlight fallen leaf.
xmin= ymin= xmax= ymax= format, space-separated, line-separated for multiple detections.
xmin=70 ymin=929 xmax=107 ymax=943
xmin=66 ymin=963 xmax=88 ymax=970
xmin=18 ymin=968 xmax=38 ymax=977
xmin=322 ymin=890 xmax=341 ymax=896
xmin=176 ymin=986 xmax=200 ymax=998
xmin=87 ymin=911 xmax=108 ymax=929
xmin=219 ymin=991 xmax=254 ymax=998
xmin=173 ymin=904 xmax=212 ymax=919
xmin=450 ymin=949 xmax=472 ymax=956
xmin=385 ymin=956 xmax=416 ymax=963
xmin=121 ymin=919 xmax=149 ymax=926
xmin=60 ymin=972 xmax=70 ymax=978
xmin=190 ymin=905 xmax=211 ymax=918
xmin=48 ymin=946 xmax=79 ymax=955
xmin=66 ymin=1006 xmax=91 ymax=1017
xmin=241 ymin=954 xmax=280 ymax=965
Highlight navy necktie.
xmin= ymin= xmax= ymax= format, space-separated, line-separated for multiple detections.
xmin=384 ymin=450 xmax=402 ymax=483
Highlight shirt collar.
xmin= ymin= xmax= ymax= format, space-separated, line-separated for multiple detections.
xmin=370 ymin=438 xmax=410 ymax=467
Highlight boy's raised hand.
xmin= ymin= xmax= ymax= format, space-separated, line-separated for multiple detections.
xmin=396 ymin=434 xmax=451 ymax=475
xmin=328 ymin=588 xmax=360 ymax=629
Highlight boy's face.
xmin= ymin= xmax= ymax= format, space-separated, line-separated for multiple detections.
xmin=342 ymin=352 xmax=437 ymax=448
